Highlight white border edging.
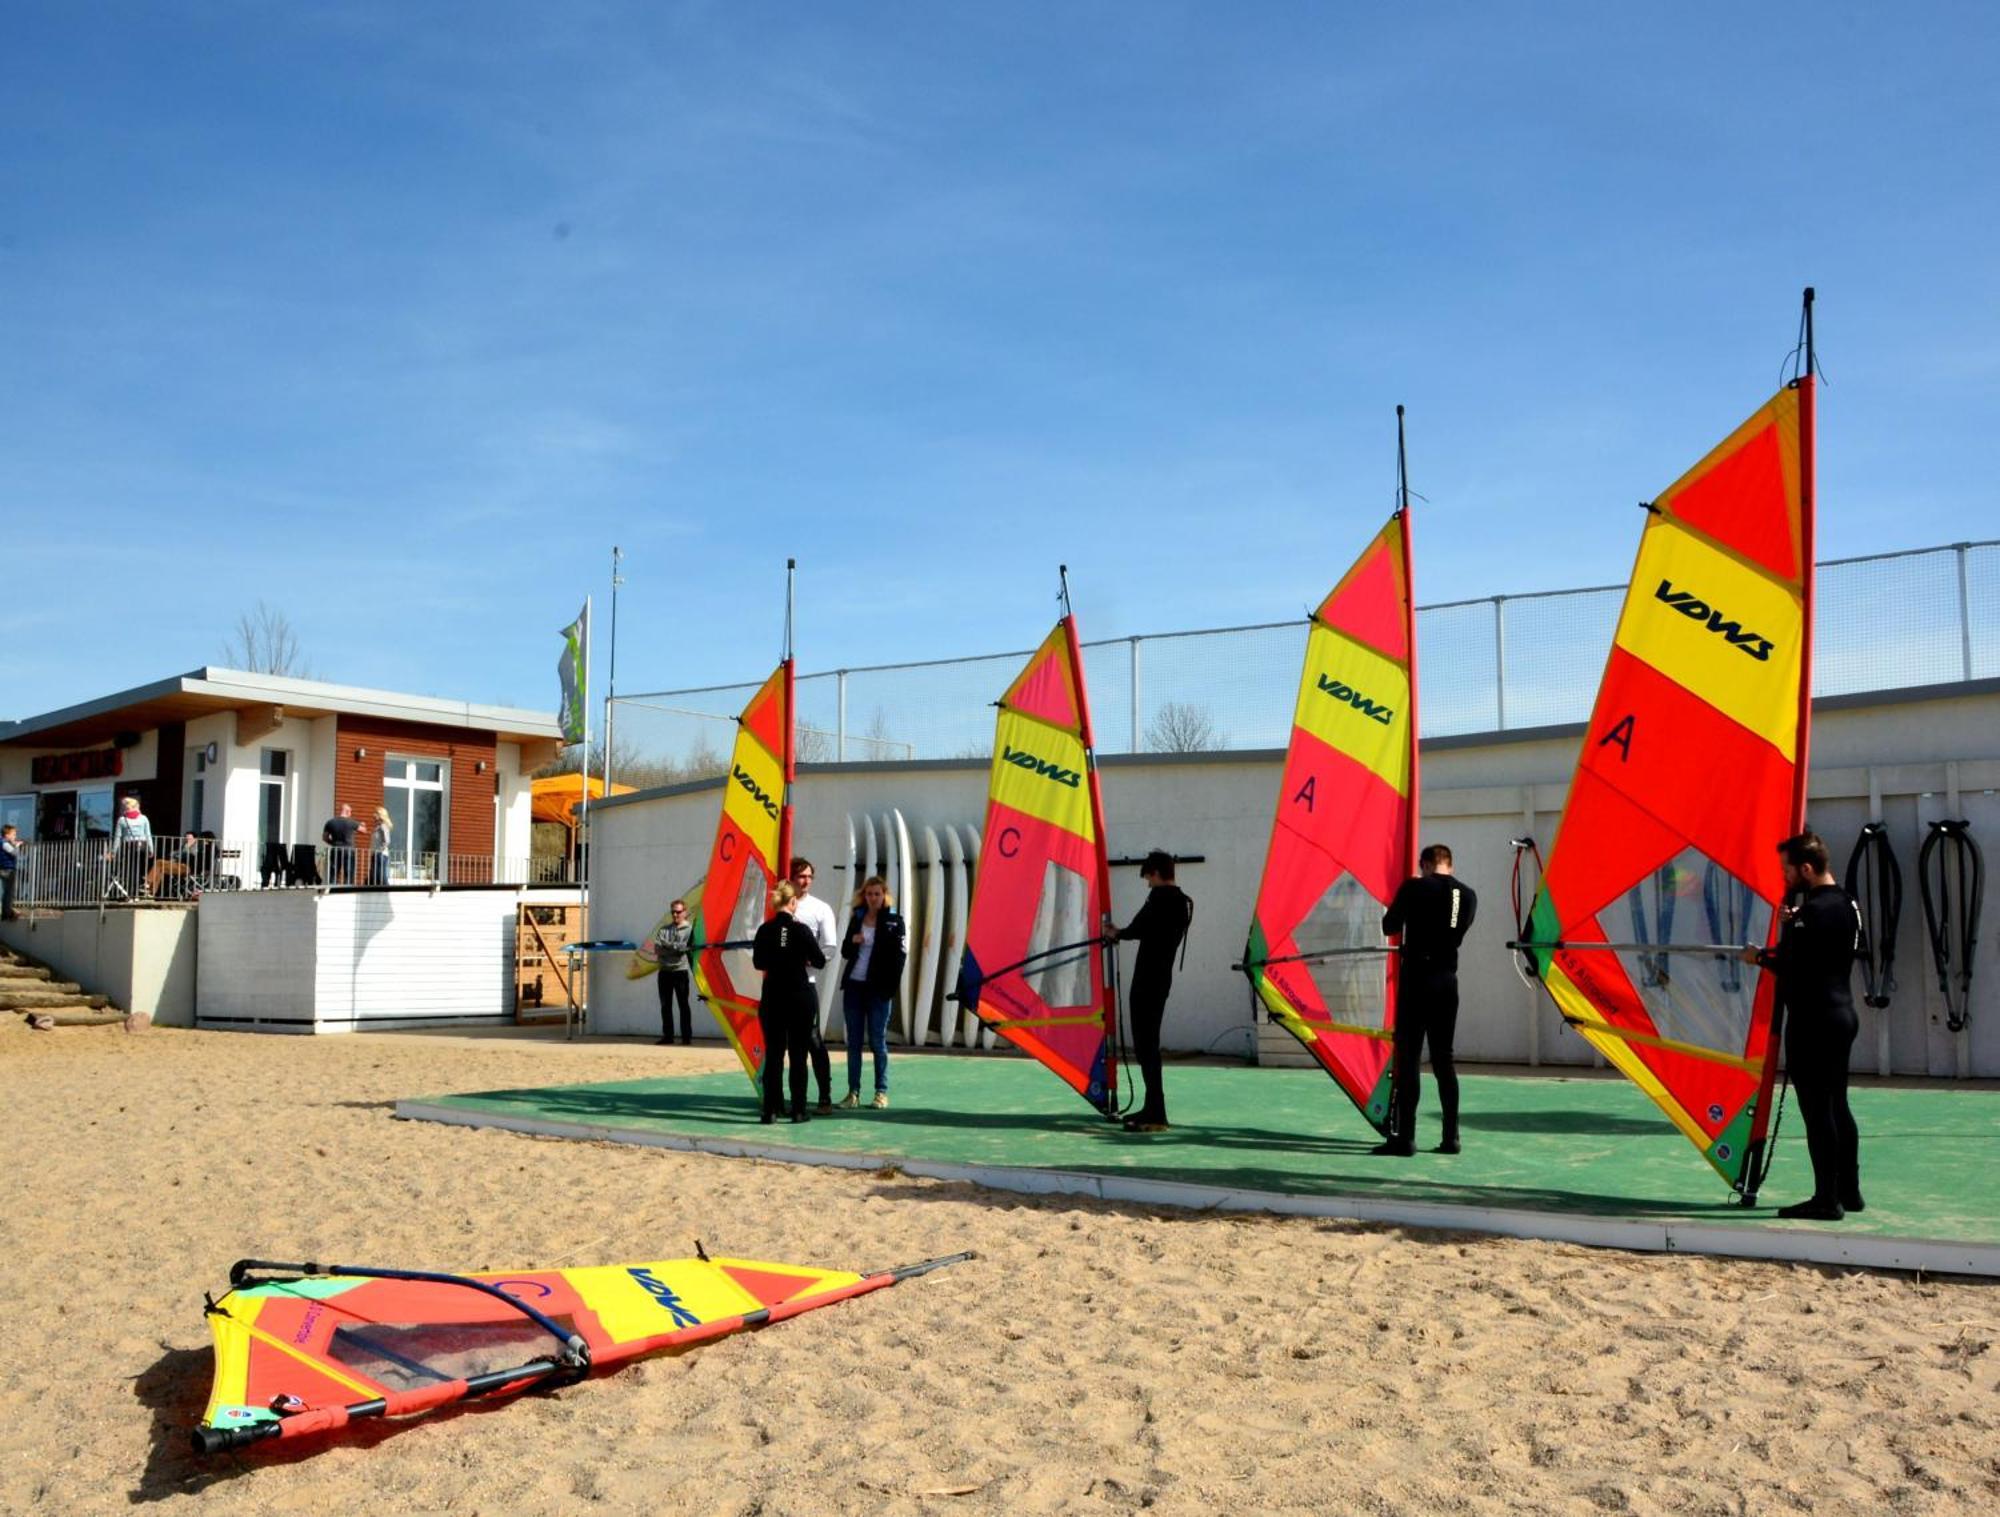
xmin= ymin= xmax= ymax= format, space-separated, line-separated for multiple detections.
xmin=394 ymin=1100 xmax=2000 ymax=1279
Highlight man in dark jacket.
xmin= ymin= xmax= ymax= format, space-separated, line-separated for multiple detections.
xmin=1378 ymin=843 xmax=1478 ymax=1156
xmin=1742 ymin=831 xmax=1864 ymax=1220
xmin=1110 ymin=850 xmax=1192 ymax=1132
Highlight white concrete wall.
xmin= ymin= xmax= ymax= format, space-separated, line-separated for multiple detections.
xmin=197 ymin=888 xmax=519 ymax=1032
xmin=588 ymin=682 xmax=2000 ymax=1073
xmin=1 ymin=909 xmax=198 ymax=1025
xmin=494 ymin=742 xmax=532 ymax=868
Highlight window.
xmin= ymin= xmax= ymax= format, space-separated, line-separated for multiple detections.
xmin=258 ymin=750 xmax=290 ymax=856
xmin=77 ymin=788 xmax=115 ymax=842
xmin=0 ymin=794 xmax=33 ymax=842
xmin=185 ymin=747 xmax=209 ymax=835
xmin=383 ymin=755 xmax=447 ymax=880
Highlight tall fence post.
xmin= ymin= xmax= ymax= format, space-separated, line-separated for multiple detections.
xmin=1129 ymin=636 xmax=1142 ymax=754
xmin=836 ymin=671 xmax=848 ymax=762
xmin=1956 ymin=542 xmax=1974 ymax=682
xmin=1492 ymin=595 xmax=1508 ymax=730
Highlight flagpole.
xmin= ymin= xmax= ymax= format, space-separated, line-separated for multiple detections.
xmin=604 ymin=547 xmax=624 ymax=798
xmin=579 ymin=594 xmax=593 ymax=916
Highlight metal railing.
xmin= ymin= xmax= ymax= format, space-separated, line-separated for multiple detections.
xmin=2 ymin=838 xmax=576 ymax=908
xmin=606 ymin=538 xmax=2000 ymax=773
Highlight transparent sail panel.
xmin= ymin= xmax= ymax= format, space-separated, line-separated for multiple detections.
xmin=328 ymin=1315 xmax=574 ymax=1390
xmin=1298 ymin=873 xmax=1389 ymax=1032
xmin=724 ymin=858 xmax=770 ymax=994
xmin=1600 ymin=849 xmax=1771 ymax=1057
xmin=1023 ymin=859 xmax=1093 ymax=1011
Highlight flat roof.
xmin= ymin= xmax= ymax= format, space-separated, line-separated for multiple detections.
xmin=0 ymin=668 xmax=563 ymax=749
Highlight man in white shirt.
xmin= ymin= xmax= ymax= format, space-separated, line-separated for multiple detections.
xmin=788 ymin=857 xmax=838 ymax=1112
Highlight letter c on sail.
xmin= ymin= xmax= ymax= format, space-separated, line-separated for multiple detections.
xmin=998 ymin=825 xmax=1021 ymax=858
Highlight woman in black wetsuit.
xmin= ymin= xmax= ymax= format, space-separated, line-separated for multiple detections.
xmin=1743 ymin=831 xmax=1864 ymax=1220
xmin=754 ymin=880 xmax=826 ymax=1124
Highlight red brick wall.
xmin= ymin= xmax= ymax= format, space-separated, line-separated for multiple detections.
xmin=332 ymin=717 xmax=497 ymax=881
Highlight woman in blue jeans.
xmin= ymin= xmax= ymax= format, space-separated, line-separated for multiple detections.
xmin=837 ymin=876 xmax=906 ymax=1108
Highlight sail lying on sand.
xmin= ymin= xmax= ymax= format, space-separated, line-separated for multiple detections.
xmin=955 ymin=571 xmax=1120 ymax=1114
xmin=1240 ymin=485 xmax=1418 ymax=1135
xmin=1514 ymin=293 xmax=1817 ymax=1199
xmin=193 ymin=1249 xmax=968 ymax=1454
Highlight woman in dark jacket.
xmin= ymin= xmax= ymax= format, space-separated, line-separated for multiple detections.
xmin=838 ymin=875 xmax=906 ymax=1109
xmin=753 ymin=880 xmax=825 ymax=1123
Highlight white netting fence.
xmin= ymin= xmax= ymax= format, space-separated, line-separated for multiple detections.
xmin=604 ymin=540 xmax=1999 ymax=784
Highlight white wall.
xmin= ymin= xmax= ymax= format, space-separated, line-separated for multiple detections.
xmin=0 ymin=910 xmax=198 ymax=1025
xmin=495 ymin=742 xmax=532 ymax=867
xmin=198 ymin=888 xmax=521 ymax=1032
xmin=587 ymin=682 xmax=2000 ymax=1074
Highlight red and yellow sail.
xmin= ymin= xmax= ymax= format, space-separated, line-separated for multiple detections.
xmin=194 ymin=1249 xmax=964 ymax=1454
xmin=956 ymin=615 xmax=1118 ymax=1112
xmin=692 ymin=663 xmax=795 ymax=1088
xmin=1242 ymin=511 xmax=1419 ymax=1133
xmin=1521 ymin=371 xmax=1814 ymax=1192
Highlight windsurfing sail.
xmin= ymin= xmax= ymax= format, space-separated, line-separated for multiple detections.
xmin=193 ymin=1248 xmax=968 ymax=1454
xmin=1845 ymin=821 xmax=1902 ymax=1011
xmin=1239 ymin=412 xmax=1419 ymax=1134
xmin=1917 ymin=819 xmax=1983 ymax=1033
xmin=690 ymin=563 xmax=798 ymax=1089
xmin=1513 ymin=290 xmax=1818 ymax=1199
xmin=955 ymin=568 xmax=1119 ymax=1114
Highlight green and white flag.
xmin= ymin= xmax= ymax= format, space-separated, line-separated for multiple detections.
xmin=557 ymin=602 xmax=589 ymax=744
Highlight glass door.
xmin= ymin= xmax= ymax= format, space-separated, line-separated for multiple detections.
xmin=382 ymin=756 xmax=447 ymax=880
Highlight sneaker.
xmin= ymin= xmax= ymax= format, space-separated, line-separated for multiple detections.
xmin=1777 ymin=1198 xmax=1844 ymax=1221
xmin=838 ymin=1091 xmax=861 ymax=1109
xmin=815 ymin=1097 xmax=834 ymax=1114
xmin=1369 ymin=1140 xmax=1415 ymax=1158
xmin=791 ymin=1109 xmax=811 ymax=1124
xmin=1436 ymin=1136 xmax=1461 ymax=1155
xmin=871 ymin=1092 xmax=889 ymax=1110
xmin=1841 ymin=1192 xmax=1866 ymax=1214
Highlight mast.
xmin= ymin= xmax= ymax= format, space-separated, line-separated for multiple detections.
xmin=1741 ymin=286 xmax=1816 ymax=1205
xmin=1057 ymin=564 xmax=1120 ymax=1110
xmin=1397 ymin=405 xmax=1420 ymax=880
xmin=779 ymin=559 xmax=796 ymax=883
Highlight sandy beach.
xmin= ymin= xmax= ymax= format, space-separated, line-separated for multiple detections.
xmin=1 ymin=1018 xmax=1993 ymax=1517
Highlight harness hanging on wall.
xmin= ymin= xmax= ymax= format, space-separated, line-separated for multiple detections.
xmin=1917 ymin=819 xmax=1984 ymax=1033
xmin=1844 ymin=821 xmax=1903 ymax=1011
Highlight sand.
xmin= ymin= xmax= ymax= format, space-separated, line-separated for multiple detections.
xmin=1 ymin=1019 xmax=1993 ymax=1516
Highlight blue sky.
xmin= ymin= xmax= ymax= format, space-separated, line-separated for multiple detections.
xmin=4 ymin=2 xmax=1997 ymax=720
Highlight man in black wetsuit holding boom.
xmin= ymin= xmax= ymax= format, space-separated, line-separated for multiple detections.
xmin=1377 ymin=843 xmax=1477 ymax=1157
xmin=1109 ymin=850 xmax=1192 ymax=1133
xmin=1741 ymin=831 xmax=1864 ymax=1221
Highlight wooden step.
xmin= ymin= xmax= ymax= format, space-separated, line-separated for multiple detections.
xmin=0 ymin=989 xmax=102 ymax=1011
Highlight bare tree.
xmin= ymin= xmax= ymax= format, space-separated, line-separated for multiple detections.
xmin=795 ymin=725 xmax=834 ymax=764
xmin=1145 ymin=701 xmax=1223 ymax=753
xmin=221 ymin=601 xmax=315 ymax=677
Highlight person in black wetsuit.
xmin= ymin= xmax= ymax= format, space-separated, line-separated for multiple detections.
xmin=1109 ymin=850 xmax=1192 ymax=1132
xmin=1741 ymin=830 xmax=1864 ymax=1221
xmin=1377 ymin=843 xmax=1478 ymax=1157
xmin=753 ymin=881 xmax=826 ymax=1124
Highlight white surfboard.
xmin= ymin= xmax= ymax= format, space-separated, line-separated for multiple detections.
xmin=820 ymin=813 xmax=855 ymax=1037
xmin=938 ymin=824 xmax=968 ymax=1048
xmin=891 ymin=810 xmax=918 ymax=1043
xmin=964 ymin=823 xmax=995 ymax=1048
xmin=858 ymin=812 xmax=878 ymax=902
xmin=912 ymin=824 xmax=944 ymax=1047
